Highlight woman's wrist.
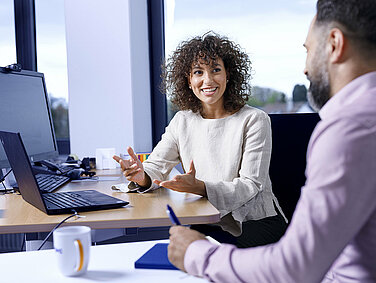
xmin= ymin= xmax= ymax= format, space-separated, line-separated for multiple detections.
xmin=137 ymin=172 xmax=152 ymax=188
xmin=196 ymin=180 xmax=207 ymax=197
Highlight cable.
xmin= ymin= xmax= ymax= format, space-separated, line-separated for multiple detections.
xmin=0 ymin=169 xmax=14 ymax=193
xmin=20 ymin=234 xmax=26 ymax=252
xmin=37 ymin=210 xmax=79 ymax=251
xmin=0 ymin=168 xmax=12 ymax=183
xmin=1 ymin=182 xmax=14 ymax=194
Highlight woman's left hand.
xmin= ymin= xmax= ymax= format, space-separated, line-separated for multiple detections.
xmin=153 ymin=161 xmax=207 ymax=197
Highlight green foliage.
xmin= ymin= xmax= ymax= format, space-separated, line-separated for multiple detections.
xmin=292 ymin=84 xmax=307 ymax=102
xmin=266 ymin=92 xmax=280 ymax=104
xmin=247 ymin=86 xmax=286 ymax=107
xmin=50 ymin=96 xmax=69 ymax=139
xmin=246 ymin=96 xmax=264 ymax=107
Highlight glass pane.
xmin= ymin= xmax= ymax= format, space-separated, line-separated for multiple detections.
xmin=164 ymin=0 xmax=316 ymax=119
xmin=35 ymin=0 xmax=69 ymax=139
xmin=0 ymin=1 xmax=16 ymax=67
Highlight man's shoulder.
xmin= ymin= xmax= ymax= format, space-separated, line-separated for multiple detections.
xmin=323 ymin=104 xmax=376 ymax=132
xmin=310 ymin=111 xmax=375 ymax=162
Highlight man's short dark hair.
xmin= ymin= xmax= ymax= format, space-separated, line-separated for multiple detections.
xmin=316 ymin=0 xmax=376 ymax=53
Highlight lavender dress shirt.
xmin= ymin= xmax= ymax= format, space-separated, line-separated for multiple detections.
xmin=184 ymin=72 xmax=376 ymax=283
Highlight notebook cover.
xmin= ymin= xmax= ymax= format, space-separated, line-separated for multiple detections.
xmin=134 ymin=243 xmax=178 ymax=270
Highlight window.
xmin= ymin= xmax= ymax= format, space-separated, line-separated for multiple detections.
xmin=164 ymin=0 xmax=316 ymax=120
xmin=35 ymin=0 xmax=69 ymax=140
xmin=0 ymin=0 xmax=16 ymax=67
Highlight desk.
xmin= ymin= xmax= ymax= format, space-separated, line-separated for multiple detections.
xmin=0 ymin=169 xmax=220 ymax=234
xmin=0 ymin=239 xmax=205 ymax=282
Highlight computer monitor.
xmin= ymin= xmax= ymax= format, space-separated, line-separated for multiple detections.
xmin=0 ymin=67 xmax=58 ymax=169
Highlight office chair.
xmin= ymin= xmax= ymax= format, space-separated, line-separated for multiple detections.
xmin=269 ymin=113 xmax=321 ymax=222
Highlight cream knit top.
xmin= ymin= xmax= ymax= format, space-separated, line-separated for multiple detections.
xmin=143 ymin=105 xmax=284 ymax=236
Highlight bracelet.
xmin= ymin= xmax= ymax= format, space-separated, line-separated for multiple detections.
xmin=128 ymin=181 xmax=153 ymax=194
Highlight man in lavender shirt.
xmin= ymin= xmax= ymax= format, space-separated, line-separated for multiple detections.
xmin=168 ymin=0 xmax=376 ymax=282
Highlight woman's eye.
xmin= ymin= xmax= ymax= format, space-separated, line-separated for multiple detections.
xmin=193 ymin=70 xmax=202 ymax=75
xmin=213 ymin=68 xmax=221 ymax=73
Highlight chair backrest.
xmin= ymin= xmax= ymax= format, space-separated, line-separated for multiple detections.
xmin=268 ymin=113 xmax=320 ymax=221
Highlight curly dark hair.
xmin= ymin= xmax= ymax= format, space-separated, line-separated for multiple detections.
xmin=161 ymin=33 xmax=252 ymax=114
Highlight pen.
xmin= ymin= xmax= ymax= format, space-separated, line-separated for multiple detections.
xmin=166 ymin=204 xmax=221 ymax=246
xmin=166 ymin=204 xmax=181 ymax=225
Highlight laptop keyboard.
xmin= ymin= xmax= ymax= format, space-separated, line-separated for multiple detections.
xmin=35 ymin=174 xmax=70 ymax=193
xmin=43 ymin=192 xmax=94 ymax=208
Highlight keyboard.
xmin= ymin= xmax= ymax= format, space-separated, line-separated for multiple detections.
xmin=35 ymin=174 xmax=71 ymax=193
xmin=56 ymin=165 xmax=76 ymax=175
xmin=43 ymin=191 xmax=94 ymax=208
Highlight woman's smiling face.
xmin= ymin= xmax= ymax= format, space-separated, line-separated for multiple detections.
xmin=188 ymin=57 xmax=227 ymax=110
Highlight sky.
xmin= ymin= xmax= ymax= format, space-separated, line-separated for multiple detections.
xmin=165 ymin=0 xmax=317 ymax=98
xmin=34 ymin=0 xmax=68 ymax=101
xmin=0 ymin=1 xmax=17 ymax=66
xmin=0 ymin=0 xmax=68 ymax=100
xmin=1 ymin=0 xmax=317 ymax=100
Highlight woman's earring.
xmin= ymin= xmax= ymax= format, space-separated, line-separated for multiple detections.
xmin=189 ymin=85 xmax=192 ymax=89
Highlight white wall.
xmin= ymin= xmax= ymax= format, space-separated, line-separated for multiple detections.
xmin=64 ymin=0 xmax=152 ymax=158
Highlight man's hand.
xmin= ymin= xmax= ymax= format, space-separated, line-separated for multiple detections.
xmin=113 ymin=146 xmax=151 ymax=187
xmin=154 ymin=161 xmax=207 ymax=197
xmin=168 ymin=226 xmax=206 ymax=271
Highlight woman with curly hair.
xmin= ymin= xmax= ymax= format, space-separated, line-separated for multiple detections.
xmin=113 ymin=33 xmax=287 ymax=247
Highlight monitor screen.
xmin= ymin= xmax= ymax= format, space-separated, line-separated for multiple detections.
xmin=0 ymin=68 xmax=58 ymax=169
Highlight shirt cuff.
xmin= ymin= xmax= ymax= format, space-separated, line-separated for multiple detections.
xmin=184 ymin=239 xmax=219 ymax=277
xmin=141 ymin=169 xmax=160 ymax=191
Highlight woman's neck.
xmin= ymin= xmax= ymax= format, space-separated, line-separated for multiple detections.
xmin=201 ymin=105 xmax=231 ymax=119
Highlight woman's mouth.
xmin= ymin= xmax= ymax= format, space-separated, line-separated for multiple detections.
xmin=201 ymin=87 xmax=217 ymax=96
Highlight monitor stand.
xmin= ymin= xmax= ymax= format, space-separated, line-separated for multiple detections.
xmin=0 ymin=168 xmax=15 ymax=192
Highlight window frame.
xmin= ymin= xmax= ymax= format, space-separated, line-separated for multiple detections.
xmin=14 ymin=0 xmax=168 ymax=151
xmin=14 ymin=0 xmax=37 ymax=71
xmin=147 ymin=0 xmax=168 ymax=147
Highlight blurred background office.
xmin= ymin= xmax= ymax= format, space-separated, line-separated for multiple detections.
xmin=0 ymin=0 xmax=315 ymax=158
xmin=0 ymin=0 xmax=316 ymax=252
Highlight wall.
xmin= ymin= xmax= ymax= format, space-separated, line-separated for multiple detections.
xmin=64 ymin=0 xmax=152 ymax=158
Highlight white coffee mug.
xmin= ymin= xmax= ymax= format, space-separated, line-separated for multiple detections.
xmin=53 ymin=226 xmax=91 ymax=276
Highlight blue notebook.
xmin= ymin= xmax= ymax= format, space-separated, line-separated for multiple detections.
xmin=135 ymin=243 xmax=178 ymax=270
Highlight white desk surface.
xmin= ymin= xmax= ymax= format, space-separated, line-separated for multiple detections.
xmin=0 ymin=239 xmax=205 ymax=283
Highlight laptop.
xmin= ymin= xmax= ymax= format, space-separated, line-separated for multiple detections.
xmin=0 ymin=131 xmax=129 ymax=215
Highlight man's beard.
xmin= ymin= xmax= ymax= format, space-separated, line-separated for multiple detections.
xmin=307 ymin=45 xmax=331 ymax=112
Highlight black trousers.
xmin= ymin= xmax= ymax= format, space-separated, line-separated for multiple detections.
xmin=191 ymin=210 xmax=287 ymax=248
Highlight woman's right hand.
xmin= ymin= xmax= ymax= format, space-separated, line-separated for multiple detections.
xmin=113 ymin=146 xmax=151 ymax=187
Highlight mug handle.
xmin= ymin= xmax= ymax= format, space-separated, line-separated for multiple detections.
xmin=74 ymin=239 xmax=84 ymax=272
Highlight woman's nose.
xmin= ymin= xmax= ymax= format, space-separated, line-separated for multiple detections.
xmin=203 ymin=72 xmax=214 ymax=84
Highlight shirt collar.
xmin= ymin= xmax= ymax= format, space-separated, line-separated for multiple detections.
xmin=319 ymin=71 xmax=376 ymax=120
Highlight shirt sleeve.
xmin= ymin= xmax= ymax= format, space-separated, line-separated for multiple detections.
xmin=185 ymin=117 xmax=376 ymax=282
xmin=205 ymin=113 xmax=273 ymax=222
xmin=142 ymin=113 xmax=181 ymax=189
